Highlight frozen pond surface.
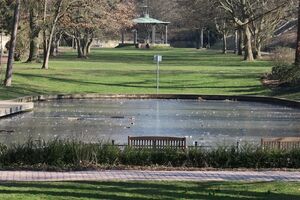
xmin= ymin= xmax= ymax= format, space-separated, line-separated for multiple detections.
xmin=0 ymin=99 xmax=299 ymax=146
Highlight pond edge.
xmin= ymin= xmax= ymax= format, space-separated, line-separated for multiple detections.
xmin=10 ymin=94 xmax=300 ymax=109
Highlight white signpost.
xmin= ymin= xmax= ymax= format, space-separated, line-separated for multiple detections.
xmin=154 ymin=55 xmax=162 ymax=94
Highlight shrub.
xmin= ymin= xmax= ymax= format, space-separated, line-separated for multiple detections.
xmin=271 ymin=47 xmax=294 ymax=66
xmin=97 ymin=144 xmax=120 ymax=165
xmin=120 ymin=147 xmax=187 ymax=167
xmin=264 ymin=47 xmax=300 ymax=86
xmin=187 ymin=148 xmax=208 ymax=167
xmin=0 ymin=139 xmax=300 ymax=170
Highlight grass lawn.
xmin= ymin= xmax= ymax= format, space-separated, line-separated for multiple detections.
xmin=0 ymin=181 xmax=299 ymax=200
xmin=0 ymin=48 xmax=299 ymax=100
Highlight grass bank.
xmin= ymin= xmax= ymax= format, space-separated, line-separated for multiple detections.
xmin=0 ymin=48 xmax=298 ymax=100
xmin=0 ymin=181 xmax=299 ymax=199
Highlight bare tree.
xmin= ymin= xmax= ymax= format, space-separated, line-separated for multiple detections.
xmin=215 ymin=9 xmax=232 ymax=54
xmin=251 ymin=0 xmax=291 ymax=59
xmin=63 ymin=0 xmax=135 ymax=58
xmin=41 ymin=0 xmax=65 ymax=69
xmin=219 ymin=0 xmax=256 ymax=61
xmin=25 ymin=0 xmax=42 ymax=63
xmin=177 ymin=0 xmax=216 ymax=49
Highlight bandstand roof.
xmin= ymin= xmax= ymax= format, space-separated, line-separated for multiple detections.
xmin=133 ymin=14 xmax=170 ymax=25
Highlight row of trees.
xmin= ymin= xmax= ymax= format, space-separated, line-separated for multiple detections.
xmin=1 ymin=0 xmax=299 ymax=87
xmin=0 ymin=0 xmax=135 ymax=86
xmin=175 ymin=0 xmax=297 ymax=61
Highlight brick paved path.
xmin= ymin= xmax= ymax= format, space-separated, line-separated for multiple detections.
xmin=0 ymin=170 xmax=299 ymax=182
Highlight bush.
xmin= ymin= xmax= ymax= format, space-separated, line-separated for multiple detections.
xmin=264 ymin=47 xmax=300 ymax=86
xmin=271 ymin=47 xmax=294 ymax=66
xmin=97 ymin=144 xmax=120 ymax=165
xmin=270 ymin=64 xmax=295 ymax=81
xmin=121 ymin=147 xmax=187 ymax=167
xmin=0 ymin=139 xmax=300 ymax=170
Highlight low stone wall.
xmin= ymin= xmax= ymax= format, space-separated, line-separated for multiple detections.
xmin=12 ymin=94 xmax=300 ymax=109
xmin=0 ymin=101 xmax=34 ymax=118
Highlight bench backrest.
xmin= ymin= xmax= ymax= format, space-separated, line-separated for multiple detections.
xmin=261 ymin=137 xmax=300 ymax=150
xmin=128 ymin=136 xmax=187 ymax=150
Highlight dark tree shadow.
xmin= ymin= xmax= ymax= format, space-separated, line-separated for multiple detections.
xmin=0 ymin=181 xmax=299 ymax=200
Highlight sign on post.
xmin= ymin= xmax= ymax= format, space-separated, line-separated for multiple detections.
xmin=154 ymin=55 xmax=162 ymax=94
xmin=154 ymin=55 xmax=162 ymax=63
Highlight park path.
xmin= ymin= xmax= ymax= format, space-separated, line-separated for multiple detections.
xmin=0 ymin=170 xmax=299 ymax=182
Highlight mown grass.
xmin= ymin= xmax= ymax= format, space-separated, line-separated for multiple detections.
xmin=0 ymin=181 xmax=299 ymax=200
xmin=0 ymin=48 xmax=298 ymax=100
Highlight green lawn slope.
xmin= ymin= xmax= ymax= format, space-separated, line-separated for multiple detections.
xmin=0 ymin=48 xmax=299 ymax=100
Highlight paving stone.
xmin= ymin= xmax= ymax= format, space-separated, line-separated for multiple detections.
xmin=0 ymin=170 xmax=299 ymax=182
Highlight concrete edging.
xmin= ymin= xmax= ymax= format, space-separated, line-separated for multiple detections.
xmin=11 ymin=94 xmax=300 ymax=109
xmin=0 ymin=101 xmax=34 ymax=118
xmin=1 ymin=94 xmax=299 ymax=118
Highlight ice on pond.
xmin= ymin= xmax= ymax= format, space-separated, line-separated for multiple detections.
xmin=0 ymin=99 xmax=299 ymax=146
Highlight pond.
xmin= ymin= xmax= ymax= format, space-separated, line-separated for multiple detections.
xmin=0 ymin=99 xmax=299 ymax=146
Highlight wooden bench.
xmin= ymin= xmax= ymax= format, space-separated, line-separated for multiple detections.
xmin=128 ymin=136 xmax=187 ymax=150
xmin=261 ymin=137 xmax=300 ymax=150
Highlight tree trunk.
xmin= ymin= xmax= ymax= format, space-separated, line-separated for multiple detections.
xmin=86 ymin=38 xmax=93 ymax=55
xmin=42 ymin=0 xmax=47 ymax=63
xmin=222 ymin=33 xmax=227 ymax=54
xmin=55 ymin=34 xmax=61 ymax=55
xmin=72 ymin=37 xmax=76 ymax=49
xmin=255 ymin=44 xmax=262 ymax=59
xmin=243 ymin=24 xmax=254 ymax=61
xmin=4 ymin=0 xmax=20 ymax=87
xmin=196 ymin=28 xmax=204 ymax=49
xmin=49 ymin=32 xmax=60 ymax=57
xmin=42 ymin=0 xmax=63 ymax=69
xmin=207 ymin=30 xmax=211 ymax=48
xmin=50 ymin=42 xmax=55 ymax=57
xmin=238 ymin=28 xmax=243 ymax=56
xmin=76 ymin=38 xmax=83 ymax=58
xmin=81 ymin=39 xmax=88 ymax=58
xmin=42 ymin=24 xmax=56 ymax=69
xmin=195 ymin=29 xmax=200 ymax=49
xmin=26 ymin=7 xmax=40 ymax=63
xmin=200 ymin=28 xmax=204 ymax=48
xmin=295 ymin=0 xmax=300 ymax=67
xmin=234 ymin=30 xmax=238 ymax=54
